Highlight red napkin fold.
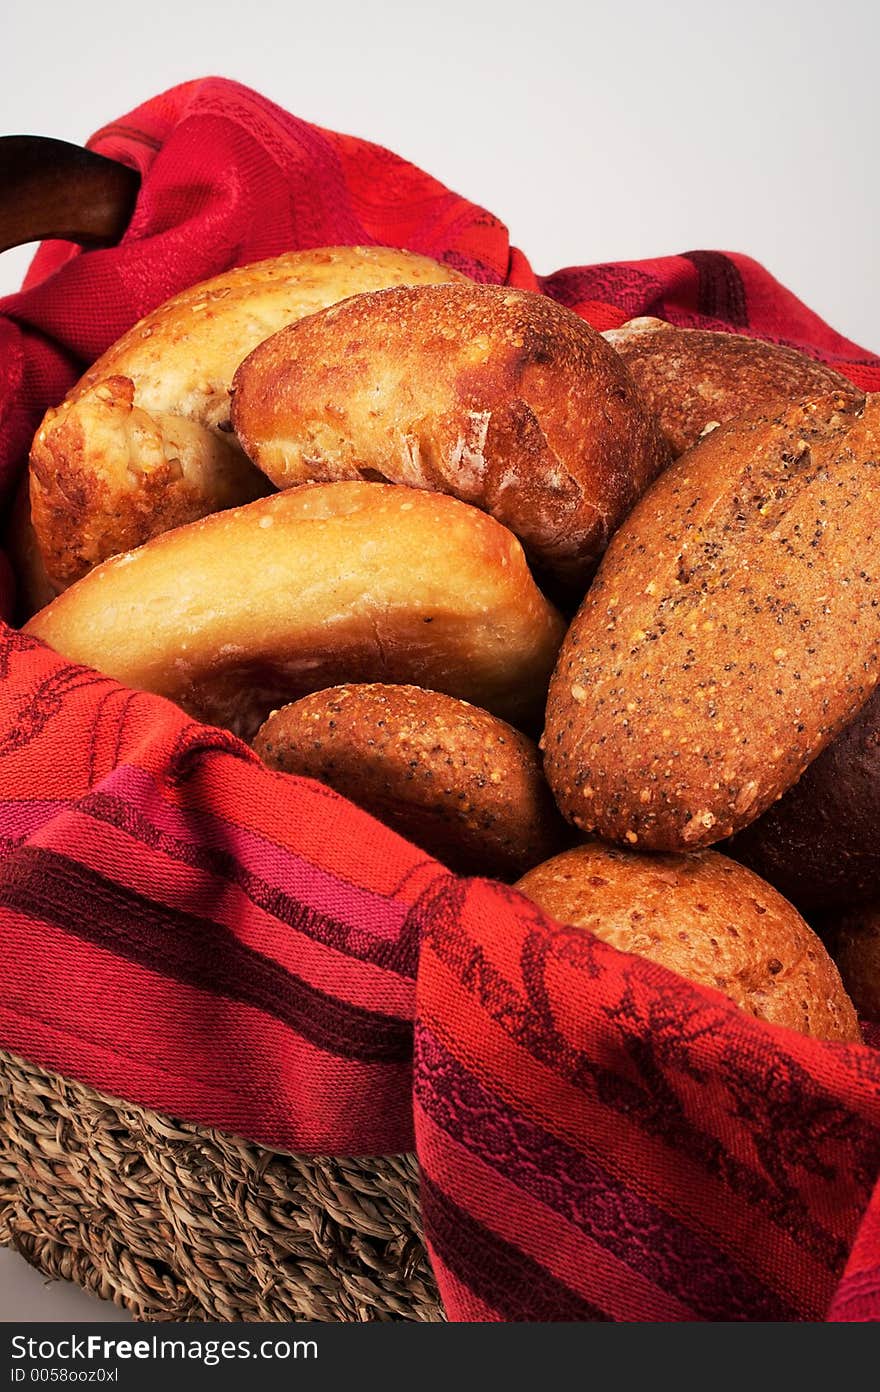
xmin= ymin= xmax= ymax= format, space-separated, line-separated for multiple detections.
xmin=2 ymin=76 xmax=880 ymax=1322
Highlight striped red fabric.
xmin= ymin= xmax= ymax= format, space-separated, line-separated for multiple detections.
xmin=2 ymin=77 xmax=880 ymax=1322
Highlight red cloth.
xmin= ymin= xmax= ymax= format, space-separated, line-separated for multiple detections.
xmin=2 ymin=77 xmax=880 ymax=1323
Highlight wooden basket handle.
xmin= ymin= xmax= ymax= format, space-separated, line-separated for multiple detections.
xmin=0 ymin=135 xmax=140 ymax=255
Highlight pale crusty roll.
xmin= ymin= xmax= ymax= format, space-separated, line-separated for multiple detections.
xmin=25 ymin=483 xmax=566 ymax=740
xmin=30 ymin=247 xmax=467 ymax=591
xmin=231 ymin=283 xmax=669 ymax=591
xmin=516 ymin=843 xmax=860 ymax=1043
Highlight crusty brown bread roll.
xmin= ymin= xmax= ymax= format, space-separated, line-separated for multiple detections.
xmin=824 ymin=904 xmax=880 ymax=1023
xmin=542 ymin=390 xmax=880 ymax=851
xmin=29 ymin=246 xmax=467 ymax=591
xmin=3 ymin=475 xmax=57 ymax=620
xmin=604 ymin=316 xmax=857 ymax=457
xmin=728 ymin=686 xmax=880 ymax=914
xmin=231 ymin=283 xmax=669 ymax=590
xmin=255 ymin=684 xmax=570 ymax=879
xmin=515 ymin=843 xmax=860 ymax=1042
xmin=25 ymin=483 xmax=565 ymax=740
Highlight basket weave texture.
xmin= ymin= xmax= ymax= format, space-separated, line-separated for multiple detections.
xmin=0 ymin=1049 xmax=443 ymax=1322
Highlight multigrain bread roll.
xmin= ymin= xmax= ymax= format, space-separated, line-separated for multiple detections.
xmin=604 ymin=317 xmax=857 ymax=457
xmin=542 ymin=391 xmax=880 ymax=850
xmin=29 ymin=247 xmax=467 ymax=590
xmin=25 ymin=483 xmax=565 ymax=739
xmin=824 ymin=905 xmax=880 ymax=1022
xmin=255 ymin=684 xmax=569 ymax=879
xmin=729 ymin=686 xmax=880 ymax=913
xmin=231 ymin=283 xmax=669 ymax=591
xmin=515 ymin=843 xmax=860 ymax=1042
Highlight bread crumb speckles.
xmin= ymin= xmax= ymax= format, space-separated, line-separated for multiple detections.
xmin=516 ymin=842 xmax=859 ymax=1042
xmin=253 ymin=683 xmax=569 ymax=879
xmin=605 ymin=322 xmax=856 ymax=458
xmin=543 ymin=391 xmax=880 ymax=851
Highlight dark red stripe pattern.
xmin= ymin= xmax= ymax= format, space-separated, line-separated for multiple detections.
xmin=420 ymin=1172 xmax=613 ymax=1323
xmin=412 ymin=875 xmax=880 ymax=1322
xmin=0 ymin=845 xmax=411 ymax=1065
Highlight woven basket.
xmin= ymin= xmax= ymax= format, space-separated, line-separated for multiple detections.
xmin=0 ymin=1048 xmax=443 ymax=1322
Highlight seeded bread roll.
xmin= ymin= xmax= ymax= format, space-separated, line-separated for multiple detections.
xmin=255 ymin=684 xmax=569 ymax=879
xmin=542 ymin=391 xmax=880 ymax=850
xmin=604 ymin=317 xmax=857 ymax=457
xmin=25 ymin=483 xmax=565 ymax=740
xmin=516 ymin=843 xmax=860 ymax=1042
xmin=231 ymin=283 xmax=669 ymax=591
xmin=729 ymin=686 xmax=880 ymax=913
xmin=30 ymin=247 xmax=467 ymax=590
xmin=824 ymin=904 xmax=880 ymax=1023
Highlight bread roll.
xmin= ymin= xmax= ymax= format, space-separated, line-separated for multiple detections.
xmin=30 ymin=247 xmax=467 ymax=590
xmin=231 ymin=283 xmax=669 ymax=591
xmin=825 ymin=904 xmax=880 ymax=1022
xmin=542 ymin=391 xmax=880 ymax=850
xmin=516 ymin=843 xmax=860 ymax=1042
xmin=255 ymin=684 xmax=569 ymax=879
xmin=4 ymin=475 xmax=57 ymax=620
xmin=728 ymin=685 xmax=880 ymax=913
xmin=25 ymin=483 xmax=565 ymax=739
xmin=604 ymin=317 xmax=857 ymax=457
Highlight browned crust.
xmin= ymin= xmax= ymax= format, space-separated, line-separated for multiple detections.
xmin=254 ymin=684 xmax=570 ymax=879
xmin=516 ymin=843 xmax=860 ymax=1042
xmin=29 ymin=377 xmax=269 ymax=590
xmin=3 ymin=474 xmax=58 ymax=621
xmin=231 ymin=284 xmax=669 ymax=590
xmin=542 ymin=390 xmax=880 ymax=850
xmin=29 ymin=247 xmax=467 ymax=590
xmin=728 ymin=686 xmax=880 ymax=913
xmin=605 ymin=317 xmax=858 ymax=457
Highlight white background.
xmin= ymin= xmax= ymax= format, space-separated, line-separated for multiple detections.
xmin=1 ymin=0 xmax=877 ymax=1323
xmin=2 ymin=0 xmax=879 ymax=349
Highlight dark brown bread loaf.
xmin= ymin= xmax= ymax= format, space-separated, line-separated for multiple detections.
xmin=604 ymin=317 xmax=858 ymax=457
xmin=542 ymin=391 xmax=880 ymax=850
xmin=515 ymin=842 xmax=860 ymax=1042
xmin=825 ymin=904 xmax=880 ymax=1023
xmin=255 ymin=684 xmax=570 ymax=879
xmin=232 ymin=283 xmax=669 ymax=590
xmin=729 ymin=686 xmax=880 ymax=913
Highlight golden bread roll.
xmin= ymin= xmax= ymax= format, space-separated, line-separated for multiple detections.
xmin=543 ymin=391 xmax=880 ymax=851
xmin=30 ymin=246 xmax=467 ymax=590
xmin=231 ymin=283 xmax=669 ymax=590
xmin=825 ymin=905 xmax=880 ymax=1023
xmin=25 ymin=483 xmax=565 ymax=739
xmin=604 ymin=316 xmax=856 ymax=457
xmin=255 ymin=684 xmax=570 ymax=879
xmin=516 ymin=843 xmax=860 ymax=1042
